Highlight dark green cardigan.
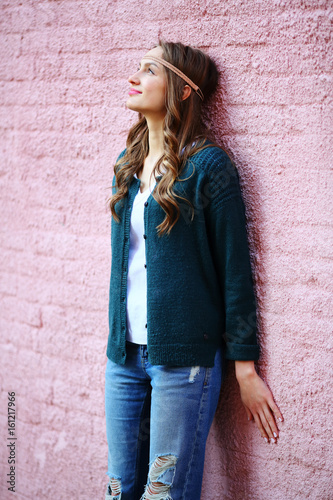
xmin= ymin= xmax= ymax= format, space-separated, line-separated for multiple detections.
xmin=107 ymin=145 xmax=260 ymax=367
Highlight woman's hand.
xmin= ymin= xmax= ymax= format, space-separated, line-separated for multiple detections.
xmin=235 ymin=360 xmax=283 ymax=444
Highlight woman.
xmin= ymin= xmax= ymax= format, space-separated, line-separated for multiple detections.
xmin=105 ymin=41 xmax=283 ymax=500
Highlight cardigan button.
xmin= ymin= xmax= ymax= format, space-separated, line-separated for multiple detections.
xmin=144 ymin=264 xmax=147 ymax=268
xmin=143 ymin=234 xmax=147 ymax=239
xmin=144 ymin=201 xmax=148 ymax=207
xmin=145 ymin=323 xmax=147 ymax=328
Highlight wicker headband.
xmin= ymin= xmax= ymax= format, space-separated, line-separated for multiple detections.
xmin=141 ymin=55 xmax=204 ymax=101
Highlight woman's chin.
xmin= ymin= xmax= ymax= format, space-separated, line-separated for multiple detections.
xmin=126 ymin=98 xmax=140 ymax=111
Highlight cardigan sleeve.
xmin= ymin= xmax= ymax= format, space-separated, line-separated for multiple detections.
xmin=204 ymin=150 xmax=260 ymax=361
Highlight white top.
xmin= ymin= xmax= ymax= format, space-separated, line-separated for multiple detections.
xmin=126 ymin=180 xmax=156 ymax=344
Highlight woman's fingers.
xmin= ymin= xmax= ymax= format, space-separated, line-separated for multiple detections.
xmin=263 ymin=397 xmax=284 ymax=440
xmin=242 ymin=390 xmax=283 ymax=443
xmin=245 ymin=407 xmax=254 ymax=421
xmin=269 ymin=399 xmax=284 ymax=423
xmin=249 ymin=407 xmax=275 ymax=443
xmin=262 ymin=406 xmax=279 ymax=442
xmin=250 ymin=402 xmax=282 ymax=443
xmin=237 ymin=368 xmax=284 ymax=444
xmin=252 ymin=411 xmax=269 ymax=442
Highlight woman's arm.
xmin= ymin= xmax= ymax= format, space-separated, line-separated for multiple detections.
xmin=235 ymin=360 xmax=283 ymax=443
xmin=202 ymin=149 xmax=283 ymax=442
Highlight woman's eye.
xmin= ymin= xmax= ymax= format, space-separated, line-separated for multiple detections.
xmin=148 ymin=67 xmax=155 ymax=75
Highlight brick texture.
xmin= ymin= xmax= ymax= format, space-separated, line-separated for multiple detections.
xmin=0 ymin=1 xmax=332 ymax=499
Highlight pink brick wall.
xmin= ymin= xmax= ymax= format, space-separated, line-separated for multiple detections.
xmin=0 ymin=1 xmax=332 ymax=498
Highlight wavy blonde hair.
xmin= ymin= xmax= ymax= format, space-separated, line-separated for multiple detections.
xmin=109 ymin=40 xmax=219 ymax=235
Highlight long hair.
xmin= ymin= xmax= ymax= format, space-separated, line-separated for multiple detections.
xmin=109 ymin=40 xmax=219 ymax=235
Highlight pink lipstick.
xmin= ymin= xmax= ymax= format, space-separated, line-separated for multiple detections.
xmin=128 ymin=88 xmax=142 ymax=95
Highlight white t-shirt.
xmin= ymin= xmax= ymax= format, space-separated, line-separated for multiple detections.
xmin=126 ymin=180 xmax=156 ymax=344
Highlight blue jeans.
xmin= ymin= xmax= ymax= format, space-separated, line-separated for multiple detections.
xmin=105 ymin=342 xmax=224 ymax=500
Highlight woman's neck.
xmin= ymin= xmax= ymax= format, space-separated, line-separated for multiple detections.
xmin=146 ymin=117 xmax=164 ymax=161
xmin=137 ymin=118 xmax=165 ymax=192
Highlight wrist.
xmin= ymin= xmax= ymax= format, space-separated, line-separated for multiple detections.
xmin=235 ymin=360 xmax=256 ymax=381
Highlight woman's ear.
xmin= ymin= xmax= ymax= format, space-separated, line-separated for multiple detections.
xmin=182 ymin=85 xmax=191 ymax=101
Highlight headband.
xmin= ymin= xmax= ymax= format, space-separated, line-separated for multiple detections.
xmin=141 ymin=55 xmax=204 ymax=101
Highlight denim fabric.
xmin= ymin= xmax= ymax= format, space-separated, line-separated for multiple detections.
xmin=105 ymin=342 xmax=224 ymax=500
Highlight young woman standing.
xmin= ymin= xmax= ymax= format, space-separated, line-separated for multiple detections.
xmin=105 ymin=41 xmax=283 ymax=500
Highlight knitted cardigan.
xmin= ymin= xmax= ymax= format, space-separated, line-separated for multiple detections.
xmin=107 ymin=145 xmax=260 ymax=367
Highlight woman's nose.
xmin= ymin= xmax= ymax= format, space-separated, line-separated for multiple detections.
xmin=128 ymin=71 xmax=140 ymax=85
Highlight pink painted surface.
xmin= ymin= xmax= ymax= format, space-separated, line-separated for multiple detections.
xmin=0 ymin=1 xmax=332 ymax=499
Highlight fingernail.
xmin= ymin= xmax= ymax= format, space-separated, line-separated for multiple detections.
xmin=271 ymin=437 xmax=276 ymax=444
xmin=273 ymin=432 xmax=278 ymax=438
xmin=264 ymin=437 xmax=268 ymax=443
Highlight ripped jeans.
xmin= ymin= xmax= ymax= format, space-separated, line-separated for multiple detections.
xmin=105 ymin=342 xmax=223 ymax=500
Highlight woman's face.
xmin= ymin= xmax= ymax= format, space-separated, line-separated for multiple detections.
xmin=126 ymin=46 xmax=167 ymax=120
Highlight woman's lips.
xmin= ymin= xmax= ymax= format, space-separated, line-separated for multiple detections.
xmin=128 ymin=89 xmax=142 ymax=95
